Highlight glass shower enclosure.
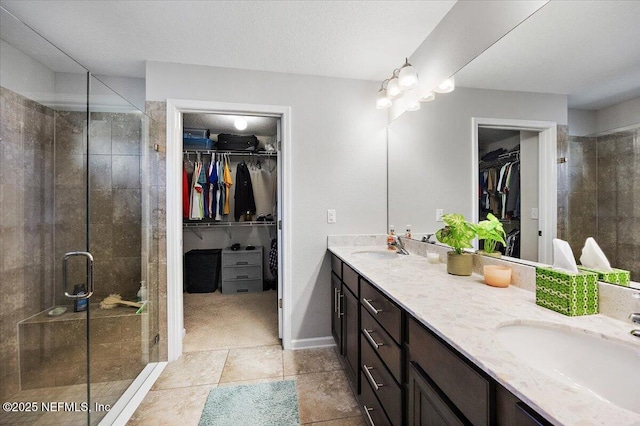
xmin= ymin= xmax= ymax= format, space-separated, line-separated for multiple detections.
xmin=0 ymin=7 xmax=159 ymax=425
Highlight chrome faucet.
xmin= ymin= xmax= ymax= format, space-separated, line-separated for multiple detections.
xmin=421 ymin=233 xmax=435 ymax=244
xmin=389 ymin=236 xmax=409 ymax=255
xmin=630 ymin=292 xmax=640 ymax=338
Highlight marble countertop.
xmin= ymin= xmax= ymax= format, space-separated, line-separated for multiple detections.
xmin=328 ymin=245 xmax=640 ymax=426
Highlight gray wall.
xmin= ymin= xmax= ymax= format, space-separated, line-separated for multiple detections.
xmin=520 ymin=131 xmax=539 ymax=261
xmin=146 ymin=60 xmax=388 ymax=345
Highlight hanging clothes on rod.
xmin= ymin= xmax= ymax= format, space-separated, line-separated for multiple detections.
xmin=190 ymin=160 xmax=204 ymax=220
xmin=234 ymin=159 xmax=256 ymax=221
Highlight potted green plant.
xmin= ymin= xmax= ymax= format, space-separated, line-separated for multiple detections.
xmin=476 ymin=213 xmax=506 ymax=258
xmin=435 ymin=213 xmax=477 ymax=276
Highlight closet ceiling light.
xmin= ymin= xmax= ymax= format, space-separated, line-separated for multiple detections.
xmin=234 ymin=118 xmax=248 ymax=131
xmin=407 ymin=102 xmax=421 ymax=112
xmin=420 ymin=91 xmax=435 ymax=102
xmin=386 ymin=70 xmax=402 ymax=100
xmin=398 ymin=58 xmax=418 ymax=90
xmin=435 ymin=76 xmax=455 ymax=93
xmin=376 ymin=79 xmax=392 ymax=109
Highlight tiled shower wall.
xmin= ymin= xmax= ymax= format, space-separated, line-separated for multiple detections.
xmin=0 ymin=87 xmax=55 ymax=401
xmin=560 ymin=127 xmax=640 ymax=280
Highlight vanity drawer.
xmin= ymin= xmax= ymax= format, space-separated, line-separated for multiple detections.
xmin=360 ymin=368 xmax=393 ymax=426
xmin=361 ymin=279 xmax=401 ymax=344
xmin=343 ymin=264 xmax=359 ymax=295
xmin=331 ymin=254 xmax=342 ymax=279
xmin=361 ymin=336 xmax=402 ymax=425
xmin=222 ymin=265 xmax=262 ymax=280
xmin=408 ymin=318 xmax=490 ymax=426
xmin=222 ymin=250 xmax=262 ymax=267
xmin=361 ymin=307 xmax=401 ymax=383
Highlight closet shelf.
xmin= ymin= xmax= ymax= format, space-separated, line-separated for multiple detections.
xmin=183 ymin=149 xmax=277 ymax=157
xmin=183 ymin=221 xmax=276 ymax=228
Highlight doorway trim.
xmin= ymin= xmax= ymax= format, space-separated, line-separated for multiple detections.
xmin=471 ymin=117 xmax=557 ymax=264
xmin=166 ymin=99 xmax=292 ymax=361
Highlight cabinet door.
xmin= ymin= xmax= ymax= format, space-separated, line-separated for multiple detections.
xmin=343 ymin=287 xmax=359 ymax=392
xmin=496 ymin=384 xmax=552 ymax=426
xmin=331 ymin=272 xmax=343 ymax=354
xmin=407 ymin=363 xmax=466 ymax=426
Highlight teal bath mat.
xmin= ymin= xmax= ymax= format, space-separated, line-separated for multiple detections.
xmin=199 ymin=380 xmax=300 ymax=426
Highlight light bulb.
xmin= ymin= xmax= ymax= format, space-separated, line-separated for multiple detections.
xmin=420 ymin=91 xmax=435 ymax=102
xmin=234 ymin=118 xmax=247 ymax=131
xmin=435 ymin=76 xmax=455 ymax=93
xmin=376 ymin=88 xmax=392 ymax=109
xmin=398 ymin=58 xmax=418 ymax=90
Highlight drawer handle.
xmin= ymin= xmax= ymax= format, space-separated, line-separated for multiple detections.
xmin=363 ymin=365 xmax=383 ymax=391
xmin=334 ymin=288 xmax=338 ymax=313
xmin=338 ymin=292 xmax=344 ymax=318
xmin=235 ymin=261 xmax=249 ymax=265
xmin=363 ymin=298 xmax=382 ymax=315
xmin=363 ymin=405 xmax=375 ymax=426
xmin=236 ymin=275 xmax=249 ymax=279
xmin=363 ymin=329 xmax=384 ymax=349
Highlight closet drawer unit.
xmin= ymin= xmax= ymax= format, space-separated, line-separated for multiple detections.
xmin=343 ymin=264 xmax=359 ymax=295
xmin=331 ymin=254 xmax=342 ymax=279
xmin=221 ymin=278 xmax=263 ymax=294
xmin=408 ymin=318 xmax=490 ymax=426
xmin=222 ymin=249 xmax=262 ymax=267
xmin=361 ymin=279 xmax=401 ymax=344
xmin=361 ymin=307 xmax=401 ymax=384
xmin=361 ymin=336 xmax=402 ymax=425
xmin=222 ymin=265 xmax=262 ymax=281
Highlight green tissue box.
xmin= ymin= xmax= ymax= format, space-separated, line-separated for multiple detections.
xmin=577 ymin=266 xmax=630 ymax=287
xmin=535 ymin=267 xmax=599 ymax=316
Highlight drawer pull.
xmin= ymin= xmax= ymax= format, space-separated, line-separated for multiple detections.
xmin=363 ymin=365 xmax=383 ymax=391
xmin=236 ymin=275 xmax=249 ymax=279
xmin=338 ymin=292 xmax=344 ymax=318
xmin=363 ymin=298 xmax=382 ymax=315
xmin=235 ymin=261 xmax=249 ymax=265
xmin=363 ymin=406 xmax=376 ymax=426
xmin=363 ymin=328 xmax=384 ymax=349
xmin=334 ymin=288 xmax=338 ymax=313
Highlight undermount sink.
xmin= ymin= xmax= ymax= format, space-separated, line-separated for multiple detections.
xmin=352 ymin=250 xmax=399 ymax=260
xmin=496 ymin=323 xmax=640 ymax=414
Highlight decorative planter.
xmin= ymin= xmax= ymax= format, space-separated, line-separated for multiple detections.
xmin=446 ymin=252 xmax=473 ymax=276
xmin=483 ymin=265 xmax=511 ymax=287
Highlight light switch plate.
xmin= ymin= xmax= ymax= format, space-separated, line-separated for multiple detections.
xmin=436 ymin=209 xmax=444 ymax=222
xmin=531 ymin=207 xmax=539 ymax=219
xmin=327 ymin=209 xmax=336 ymax=224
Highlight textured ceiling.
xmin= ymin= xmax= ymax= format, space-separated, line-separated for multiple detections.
xmin=0 ymin=0 xmax=455 ymax=81
xmin=455 ymin=1 xmax=640 ymax=110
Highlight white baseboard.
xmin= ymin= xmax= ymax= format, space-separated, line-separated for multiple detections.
xmin=290 ymin=336 xmax=336 ymax=350
xmin=99 ymin=361 xmax=167 ymax=426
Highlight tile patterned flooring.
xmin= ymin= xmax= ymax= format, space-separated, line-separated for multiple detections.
xmin=128 ymin=291 xmax=365 ymax=425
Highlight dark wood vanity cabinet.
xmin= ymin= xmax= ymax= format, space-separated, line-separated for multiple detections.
xmin=330 ymin=253 xmax=551 ymax=426
xmin=331 ymin=255 xmax=359 ymax=392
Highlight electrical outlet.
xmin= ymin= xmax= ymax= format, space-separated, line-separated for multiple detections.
xmin=531 ymin=208 xmax=539 ymax=220
xmin=436 ymin=209 xmax=444 ymax=222
xmin=327 ymin=209 xmax=336 ymax=224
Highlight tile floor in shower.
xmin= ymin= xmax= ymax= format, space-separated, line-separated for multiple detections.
xmin=128 ymin=290 xmax=366 ymax=425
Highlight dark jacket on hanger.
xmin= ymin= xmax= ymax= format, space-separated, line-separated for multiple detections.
xmin=234 ymin=162 xmax=256 ymax=221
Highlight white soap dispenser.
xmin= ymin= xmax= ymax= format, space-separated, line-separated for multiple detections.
xmin=137 ymin=281 xmax=148 ymax=302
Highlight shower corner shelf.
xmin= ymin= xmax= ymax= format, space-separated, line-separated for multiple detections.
xmin=183 ymin=220 xmax=276 ymax=240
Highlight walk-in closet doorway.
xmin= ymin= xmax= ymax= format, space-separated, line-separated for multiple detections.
xmin=166 ymin=100 xmax=292 ymax=361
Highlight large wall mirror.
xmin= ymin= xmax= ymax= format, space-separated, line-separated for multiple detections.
xmin=388 ymin=1 xmax=640 ymax=281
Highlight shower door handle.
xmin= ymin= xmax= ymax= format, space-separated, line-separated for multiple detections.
xmin=62 ymin=251 xmax=94 ymax=299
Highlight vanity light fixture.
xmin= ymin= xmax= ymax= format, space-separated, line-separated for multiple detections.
xmin=234 ymin=117 xmax=248 ymax=131
xmin=435 ymin=76 xmax=455 ymax=93
xmin=386 ymin=69 xmax=403 ymax=99
xmin=376 ymin=79 xmax=392 ymax=109
xmin=420 ymin=91 xmax=435 ymax=102
xmin=407 ymin=102 xmax=421 ymax=112
xmin=398 ymin=58 xmax=418 ymax=90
